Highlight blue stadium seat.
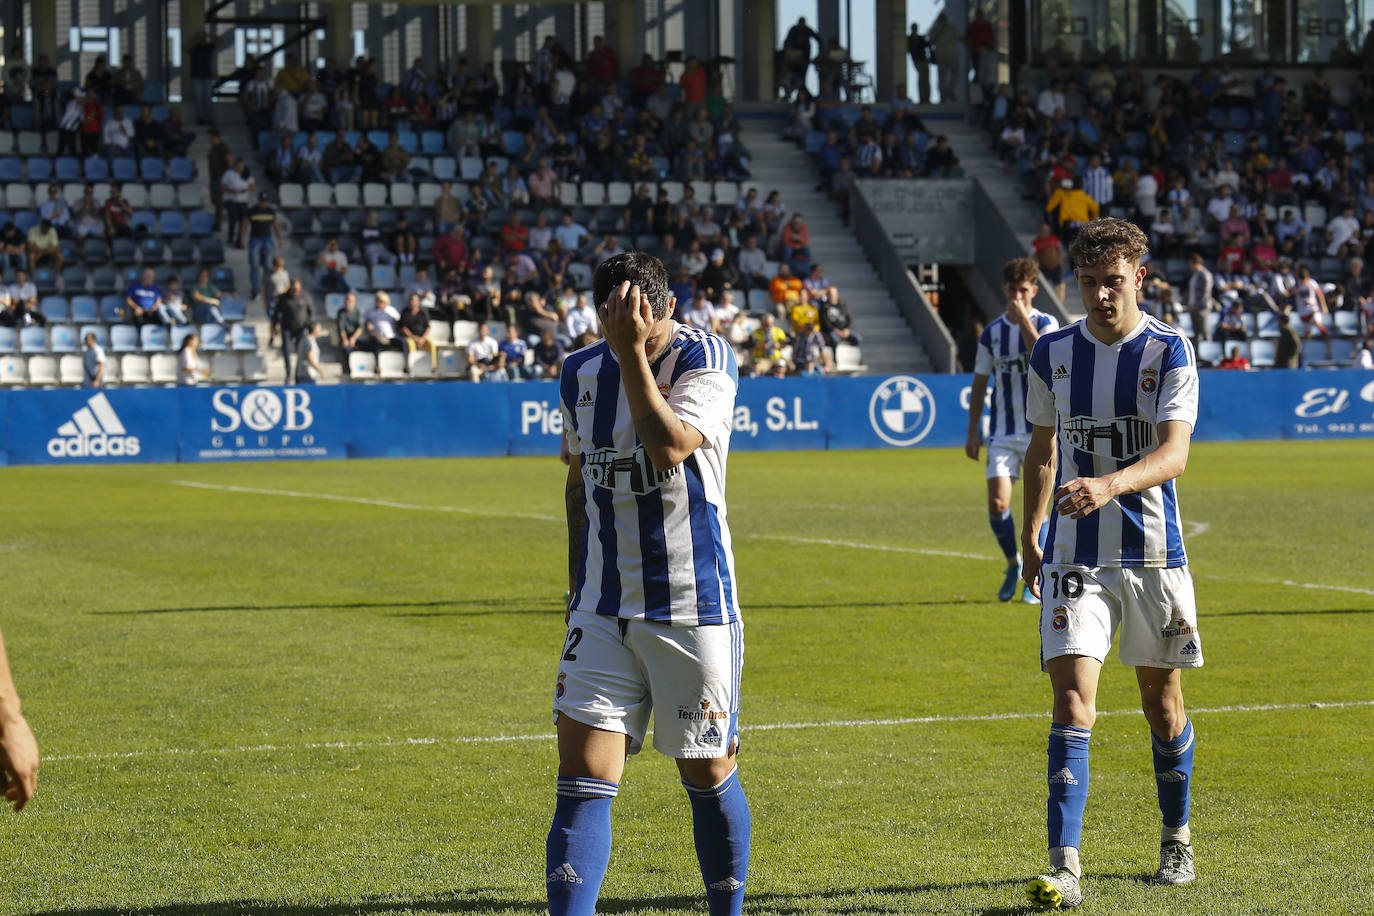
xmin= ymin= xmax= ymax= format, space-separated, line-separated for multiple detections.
xmin=140 ymin=238 xmax=166 ymax=264
xmin=40 ymin=296 xmax=69 ymax=320
xmin=111 ymin=238 xmax=138 ymax=265
xmin=421 ymin=131 xmax=445 ymax=154
xmin=372 ymin=264 xmax=396 ymax=289
xmin=132 ymin=210 xmax=157 ymax=234
xmin=142 ymin=82 xmax=165 ymax=103
xmin=8 ymin=105 xmax=33 ymax=130
xmin=26 ymin=157 xmax=52 ymax=181
xmin=0 ymin=327 xmax=14 ymax=353
xmin=49 ymin=324 xmax=79 ymax=354
xmin=70 ymin=296 xmax=98 ymax=322
xmin=397 ymin=131 xmax=418 ymax=153
xmin=100 ymin=295 xmax=127 ymax=322
xmin=83 ymin=156 xmax=109 ymax=180
xmin=140 ymin=158 xmax=165 ymax=181
xmin=169 ymin=324 xmax=196 ymax=351
xmin=366 ymin=130 xmax=389 ymax=149
xmin=200 ymin=323 xmax=227 ymax=351
xmin=432 ymin=157 xmax=456 ymax=181
xmin=230 ymin=323 xmax=257 ymax=351
xmin=188 ymin=210 xmax=214 ymax=237
xmin=199 ymin=237 xmax=225 ymax=264
xmin=111 ymin=158 xmax=138 ymax=182
xmin=210 ymin=266 xmax=234 ymax=290
xmin=61 ymin=265 xmax=88 ymax=292
xmin=160 ymin=211 xmax=185 ymax=236
xmin=109 ymin=324 xmax=140 ymax=353
xmin=503 ymin=131 xmax=526 ymax=155
xmin=0 ymin=158 xmax=21 ymax=182
xmin=14 ymin=211 xmax=39 ymax=232
xmin=168 ymin=157 xmax=194 ymax=182
xmin=34 ymin=268 xmax=58 ymax=293
xmin=219 ymin=295 xmax=246 ymax=322
xmin=169 ymin=237 xmax=197 ymax=263
xmin=18 ymin=326 xmax=48 ymax=353
xmin=140 ymin=324 xmax=169 ymax=351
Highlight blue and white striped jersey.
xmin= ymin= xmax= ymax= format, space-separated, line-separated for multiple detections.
xmin=559 ymin=323 xmax=740 ymax=627
xmin=1026 ymin=316 xmax=1199 ymax=568
xmin=974 ymin=310 xmax=1060 ymax=440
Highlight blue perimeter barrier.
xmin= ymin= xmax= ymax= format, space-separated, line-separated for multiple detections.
xmin=1 ymin=370 xmax=1371 ymax=466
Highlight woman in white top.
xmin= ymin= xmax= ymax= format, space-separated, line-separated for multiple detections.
xmin=177 ymin=333 xmax=210 ymax=385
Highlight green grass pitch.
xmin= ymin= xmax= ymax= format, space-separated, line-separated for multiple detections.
xmin=0 ymin=441 xmax=1371 ymax=915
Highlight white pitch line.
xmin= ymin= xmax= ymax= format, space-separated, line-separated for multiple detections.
xmin=173 ymin=480 xmax=559 ymax=522
xmin=42 ymin=699 xmax=1374 ymax=765
xmin=173 ymin=484 xmax=1369 ymax=598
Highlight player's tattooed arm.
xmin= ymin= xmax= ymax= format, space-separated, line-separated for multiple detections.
xmin=565 ymin=461 xmax=584 ymax=598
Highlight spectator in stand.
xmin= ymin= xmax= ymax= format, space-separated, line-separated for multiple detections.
xmin=699 ymin=248 xmax=739 ymax=303
xmin=160 ymin=275 xmax=190 ymax=325
xmin=25 ymin=220 xmax=63 ymax=274
xmin=818 ymin=287 xmax=860 ymax=348
xmin=398 ymin=294 xmax=438 ymax=372
xmin=403 ymin=267 xmax=436 ymax=313
xmin=362 ymin=290 xmax=401 ymax=370
xmin=791 ymin=322 xmax=832 ymax=375
xmin=679 ymin=55 xmax=707 ymax=109
xmin=292 ymin=134 xmax=324 ymax=185
xmin=1274 ymin=312 xmax=1301 ymax=368
xmin=498 ymin=324 xmax=532 ymax=379
xmin=83 ymin=331 xmax=106 ymax=386
xmin=272 ymin=277 xmax=314 ymax=383
xmin=1218 ymin=344 xmax=1250 ymax=370
xmin=56 ymin=90 xmax=84 ymax=156
xmin=292 ymin=321 xmax=327 ymax=383
xmin=527 ymin=158 xmax=562 ymax=209
xmin=336 ymin=292 xmax=363 ymax=364
xmin=1275 ymin=209 xmax=1310 ymax=257
xmin=2 ymin=270 xmax=43 ymax=327
xmin=78 ymin=88 xmax=104 ymax=157
xmin=750 ymin=312 xmax=789 ymax=374
xmin=586 ymin=35 xmax=619 ymax=88
xmin=124 ymin=268 xmax=163 ymax=327
xmin=681 ymin=240 xmax=708 ymax=278
xmin=554 ymin=210 xmax=590 ymax=254
xmin=1045 ymin=178 xmax=1098 ymax=246
xmin=242 ymin=193 xmax=281 ymax=299
xmin=266 ymin=135 xmax=296 ymax=186
xmin=133 ymin=104 xmax=162 ymax=157
xmin=220 ymin=161 xmax=252 ymax=245
xmin=102 ymin=104 xmax=134 ymax=154
xmin=1186 ymin=253 xmax=1215 ymax=342
xmin=533 ymin=330 xmax=564 ymax=378
xmin=104 ymin=183 xmax=136 ymax=240
xmin=1031 ymin=223 xmax=1065 ymax=301
xmin=565 ymin=293 xmax=598 ymax=342
xmin=1326 ymin=204 xmax=1362 ymax=257
xmin=392 ymin=214 xmax=419 ymax=266
xmin=360 ymin=211 xmax=397 ymax=268
xmin=190 ymin=268 xmax=227 ymax=325
xmin=769 ymin=263 xmax=803 ymax=319
xmin=466 ymin=322 xmax=505 ymax=381
xmin=1215 ymin=301 xmax=1248 ymax=345
xmin=628 ymin=54 xmax=664 ymax=108
xmin=1217 ymin=232 xmax=1247 ymax=274
xmin=434 ymin=182 xmax=462 ymax=236
xmin=499 ymin=211 xmax=530 ymax=252
xmin=737 ymin=235 xmax=769 ymax=292
xmin=315 ymin=237 xmax=350 ymax=293
xmin=323 ymin=129 xmax=359 ymax=184
xmin=177 ymin=332 xmax=211 ymax=385
xmin=380 ymin=132 xmax=412 ymax=183
xmin=780 ymin=213 xmax=812 ymax=274
xmin=0 ymin=224 xmax=25 ymax=273
xmin=682 ymin=289 xmax=720 ymax=333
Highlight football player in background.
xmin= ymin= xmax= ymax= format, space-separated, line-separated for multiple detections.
xmin=548 ymin=252 xmax=749 ymax=916
xmin=965 ymin=257 xmax=1059 ymax=602
xmin=1022 ymin=218 xmax=1202 ymax=908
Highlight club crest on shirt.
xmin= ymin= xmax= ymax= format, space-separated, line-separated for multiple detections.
xmin=1140 ymin=368 xmax=1158 ymax=395
xmin=1051 ymin=607 xmax=1070 ymax=632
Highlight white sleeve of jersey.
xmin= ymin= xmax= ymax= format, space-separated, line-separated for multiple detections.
xmin=1025 ymin=364 xmax=1056 ymax=427
xmin=972 ymin=337 xmax=993 ymax=376
xmin=1156 ymin=345 xmax=1200 ymax=429
xmin=559 ymin=402 xmax=582 ymax=456
xmin=667 ymin=368 xmax=736 ymax=450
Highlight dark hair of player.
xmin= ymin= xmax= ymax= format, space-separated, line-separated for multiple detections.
xmin=1002 ymin=256 xmax=1040 ymax=286
xmin=594 ymin=251 xmax=672 ymax=321
xmin=1068 ymin=217 xmax=1150 ymax=269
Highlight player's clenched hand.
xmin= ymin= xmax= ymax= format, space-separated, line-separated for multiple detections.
xmin=1054 ymin=476 xmax=1116 ymax=519
xmin=963 ymin=428 xmax=981 ymax=461
xmin=0 ymin=713 xmax=38 ymax=812
xmin=1022 ymin=542 xmax=1043 ymax=599
xmin=600 ymin=281 xmax=651 ymax=361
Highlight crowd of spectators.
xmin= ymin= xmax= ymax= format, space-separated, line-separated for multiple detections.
xmin=247 ymin=44 xmax=865 ymax=381
xmin=981 ymin=57 xmax=1374 ymax=367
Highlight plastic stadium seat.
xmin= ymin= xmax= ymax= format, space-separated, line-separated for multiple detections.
xmin=59 ymin=353 xmax=86 ymax=385
xmin=18 ymin=326 xmax=48 ymax=353
xmin=79 ymin=324 xmax=107 ymax=348
xmin=459 ymin=157 xmax=483 ymax=181
xmin=189 ymin=210 xmax=214 ymax=237
xmin=834 ymin=343 xmax=865 ymax=373
xmin=4 ymin=184 xmax=33 ymax=208
xmin=41 ymin=295 xmax=69 ymax=320
xmin=378 ymin=350 xmax=407 ymax=379
xmin=1195 ymin=340 xmax=1223 ymax=366
xmin=390 ymin=183 xmax=416 ymax=207
xmin=278 ymin=183 xmax=304 ymax=208
xmin=26 ymin=355 xmax=58 ymax=385
xmin=606 ymin=182 xmax=632 ymax=205
xmin=199 ymin=238 xmax=226 ymax=264
xmin=109 ymin=324 xmax=141 ymax=353
xmin=746 ymin=289 xmax=773 ymax=314
xmin=0 ymin=355 xmax=26 ymax=385
xmin=371 ymin=264 xmax=396 ymax=290
xmin=169 ymin=237 xmax=197 ymax=263
xmin=0 ymin=327 xmax=14 ymax=353
xmin=230 ymin=324 xmax=258 ymax=351
xmin=111 ymin=158 xmax=137 ymax=182
xmin=659 ymin=181 xmax=684 ymax=201
xmin=149 ymin=183 xmax=177 ymax=209
xmin=120 ymin=353 xmax=150 ymax=383
xmin=168 ymin=158 xmax=194 ymax=183
xmin=178 ymin=184 xmax=204 ymax=209
xmin=219 ymin=295 xmax=246 ymax=322
xmin=421 ymin=131 xmax=445 ymax=154
xmin=130 ymin=210 xmax=156 ymax=234
xmin=0 ymin=158 xmax=21 ymax=181
xmin=83 ymin=157 xmax=109 ymax=180
xmin=1334 ymin=310 xmax=1360 ymax=337
xmin=148 ymin=352 xmax=177 ymax=384
xmin=62 ymin=264 xmax=90 ymax=291
xmin=49 ymin=324 xmax=79 ymax=353
xmin=140 ymin=324 xmax=169 ymax=351
xmin=580 ymin=183 xmax=606 ymax=206
xmin=431 ymin=157 xmax=456 ymax=181
xmin=99 ymin=295 xmax=126 ymax=323
xmin=140 ymin=158 xmax=165 ymax=182
xmin=288 ymin=211 xmax=314 ymax=236
xmin=26 ymin=157 xmax=52 ymax=181
xmin=345 ymin=264 xmax=369 ymax=289
xmin=170 ymin=324 xmax=196 ymax=351
xmin=55 ymin=157 xmax=81 ymax=181
xmin=210 ymin=352 xmax=241 ymax=382
xmin=200 ymin=323 xmax=228 ymax=351
xmin=349 ymin=351 xmax=377 ymax=379
xmin=1173 ymin=312 xmax=1194 ymax=338
xmin=210 ymin=266 xmax=235 ymax=290
xmin=242 ymin=352 xmax=268 ymax=381
xmin=307 ymin=183 xmax=332 ymax=207
xmin=70 ymin=294 xmax=99 ymax=322
xmin=362 ymin=183 xmax=388 ymax=207
xmin=1254 ymin=311 xmax=1279 ymax=339
xmin=140 ymin=239 xmax=166 ymax=265
xmin=333 ymin=184 xmax=361 ymax=209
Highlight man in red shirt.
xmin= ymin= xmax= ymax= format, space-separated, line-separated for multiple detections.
xmin=628 ymin=54 xmax=663 ymax=108
xmin=1031 ymin=222 xmax=1065 ymax=301
xmin=780 ymin=213 xmax=811 ymax=273
xmin=679 ymin=55 xmax=707 ymax=107
xmin=499 ymin=212 xmax=529 ymax=252
xmin=1218 ymin=345 xmax=1250 ymax=370
xmin=587 ymin=35 xmax=619 ymax=86
xmin=432 ymin=223 xmax=468 ymax=274
xmin=964 ymin=9 xmax=996 ymax=86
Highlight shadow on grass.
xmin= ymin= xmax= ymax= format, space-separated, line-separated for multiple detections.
xmin=26 ymin=879 xmax=1061 ymax=916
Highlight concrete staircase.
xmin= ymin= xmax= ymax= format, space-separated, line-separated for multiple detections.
xmin=940 ymin=119 xmax=1041 ymax=246
xmin=743 ymin=127 xmax=934 ymax=374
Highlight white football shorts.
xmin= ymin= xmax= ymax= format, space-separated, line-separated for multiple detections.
xmin=1039 ymin=563 xmax=1203 ymax=670
xmin=553 ymin=610 xmax=743 ymax=759
xmin=986 ymin=435 xmax=1030 ymax=480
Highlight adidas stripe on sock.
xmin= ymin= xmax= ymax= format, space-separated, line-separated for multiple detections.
xmin=684 ymin=768 xmax=751 ymax=916
xmin=547 ymin=776 xmax=618 ymax=916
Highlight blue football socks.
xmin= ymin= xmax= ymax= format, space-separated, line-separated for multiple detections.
xmin=1152 ymin=717 xmax=1195 ymax=834
xmin=683 ymin=767 xmax=751 ymax=916
xmin=989 ymin=509 xmax=1019 ymax=562
xmin=547 ymin=776 xmax=618 ymax=916
xmin=1047 ymin=723 xmax=1092 ymax=852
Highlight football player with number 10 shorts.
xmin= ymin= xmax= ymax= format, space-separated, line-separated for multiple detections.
xmin=1021 ymin=219 xmax=1202 ymax=909
xmin=548 ymin=252 xmax=749 ymax=916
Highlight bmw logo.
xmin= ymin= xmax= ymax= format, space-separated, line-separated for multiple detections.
xmin=868 ymin=376 xmax=937 ymax=446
